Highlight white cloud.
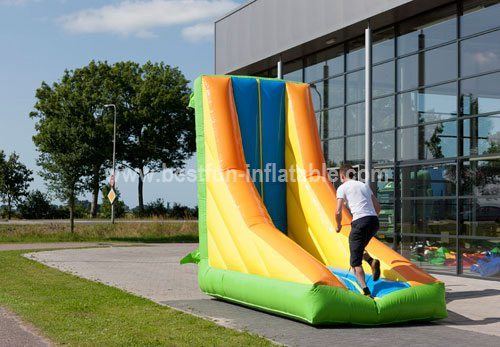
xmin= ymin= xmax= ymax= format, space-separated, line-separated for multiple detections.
xmin=181 ymin=22 xmax=213 ymax=41
xmin=58 ymin=0 xmax=238 ymax=39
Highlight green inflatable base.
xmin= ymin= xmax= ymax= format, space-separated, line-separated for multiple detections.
xmin=198 ymin=260 xmax=447 ymax=325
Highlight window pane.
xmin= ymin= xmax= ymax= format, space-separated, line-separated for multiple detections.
xmin=400 ymin=199 xmax=457 ymax=235
xmin=347 ymin=38 xmax=364 ymax=71
xmin=374 ymin=168 xmax=395 ymax=232
xmin=324 ymin=107 xmax=343 ymax=139
xmin=461 ymin=72 xmax=500 ymax=115
xmin=397 ymin=54 xmax=418 ymax=91
xmin=461 ymin=30 xmax=500 ymax=77
xmin=304 ymin=46 xmax=344 ymax=82
xmin=346 ymin=102 xmax=364 ymax=135
xmin=424 ymin=44 xmax=457 ymax=85
xmin=461 ymin=159 xmax=500 ymax=197
xmin=461 ymin=199 xmax=500 ymax=238
xmin=373 ymin=130 xmax=394 ymax=163
xmin=400 ymin=163 xmax=457 ymax=198
xmin=373 ymin=61 xmax=394 ymax=97
xmin=327 ymin=76 xmax=344 ymax=108
xmin=463 ymin=115 xmax=500 ymax=156
xmin=398 ymin=5 xmax=457 ymax=55
xmin=398 ymin=121 xmax=457 ymax=160
xmin=373 ymin=27 xmax=395 ymax=63
xmin=325 ymin=138 xmax=344 ymax=168
xmin=397 ymin=45 xmax=457 ymax=91
xmin=398 ymin=83 xmax=457 ymax=127
xmin=461 ymin=1 xmax=500 ymax=37
xmin=283 ymin=59 xmax=302 ymax=82
xmin=346 ymin=70 xmax=365 ymax=103
xmin=373 ymin=96 xmax=395 ymax=131
xmin=346 ymin=135 xmax=365 ymax=164
xmin=460 ymin=238 xmax=500 ymax=278
xmin=400 ymin=235 xmax=457 ymax=275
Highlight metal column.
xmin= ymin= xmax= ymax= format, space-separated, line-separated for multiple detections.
xmin=364 ymin=26 xmax=373 ymax=185
xmin=277 ymin=56 xmax=283 ymax=79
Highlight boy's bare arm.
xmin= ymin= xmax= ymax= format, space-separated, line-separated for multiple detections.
xmin=371 ymin=194 xmax=381 ymax=215
xmin=335 ymin=198 xmax=344 ymax=232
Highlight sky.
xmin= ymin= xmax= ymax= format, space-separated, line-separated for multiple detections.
xmin=0 ymin=0 xmax=244 ymax=208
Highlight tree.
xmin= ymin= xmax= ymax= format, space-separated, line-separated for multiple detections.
xmin=18 ymin=190 xmax=54 ymax=219
xmin=118 ymin=62 xmax=195 ymax=213
xmin=31 ymin=77 xmax=94 ymax=231
xmin=0 ymin=152 xmax=33 ymax=220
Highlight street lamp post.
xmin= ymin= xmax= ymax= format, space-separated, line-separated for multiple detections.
xmin=104 ymin=104 xmax=117 ymax=224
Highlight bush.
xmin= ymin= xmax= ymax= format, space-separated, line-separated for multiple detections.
xmin=18 ymin=190 xmax=54 ymax=219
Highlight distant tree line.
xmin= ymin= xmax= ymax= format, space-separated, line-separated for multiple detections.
xmin=29 ymin=60 xmax=195 ymax=231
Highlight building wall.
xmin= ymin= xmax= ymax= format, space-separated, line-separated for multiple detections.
xmin=216 ymin=0 xmax=500 ymax=279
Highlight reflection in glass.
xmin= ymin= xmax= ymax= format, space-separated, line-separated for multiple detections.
xmin=400 ymin=199 xmax=456 ymax=236
xmin=460 ymin=238 xmax=500 ymax=278
xmin=310 ymin=82 xmax=324 ymax=111
xmin=325 ymin=138 xmax=344 ymax=167
xmin=463 ymin=115 xmax=500 ymax=156
xmin=373 ymin=96 xmax=395 ymax=131
xmin=397 ymin=46 xmax=457 ymax=91
xmin=346 ymin=102 xmax=364 ymax=135
xmin=398 ymin=83 xmax=457 ymax=126
xmin=346 ymin=70 xmax=365 ymax=103
xmin=461 ymin=30 xmax=500 ymax=77
xmin=346 ymin=135 xmax=365 ymax=164
xmin=373 ymin=62 xmax=395 ymax=97
xmin=461 ymin=199 xmax=500 ymax=238
xmin=374 ymin=168 xmax=395 ymax=232
xmin=397 ymin=54 xmax=418 ymax=91
xmin=327 ymin=76 xmax=344 ymax=108
xmin=373 ymin=131 xmax=394 ymax=163
xmin=461 ymin=72 xmax=500 ymax=115
xmin=400 ymin=163 xmax=456 ymax=198
xmin=398 ymin=121 xmax=457 ymax=160
xmin=461 ymin=1 xmax=500 ymax=37
xmin=324 ymin=107 xmax=344 ymax=139
xmin=461 ymin=159 xmax=500 ymax=197
xmin=397 ymin=5 xmax=456 ymax=55
xmin=400 ymin=235 xmax=457 ymax=275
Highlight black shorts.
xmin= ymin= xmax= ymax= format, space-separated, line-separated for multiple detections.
xmin=349 ymin=216 xmax=379 ymax=267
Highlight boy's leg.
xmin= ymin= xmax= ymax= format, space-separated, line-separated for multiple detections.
xmin=362 ymin=217 xmax=381 ymax=281
xmin=349 ymin=220 xmax=372 ymax=296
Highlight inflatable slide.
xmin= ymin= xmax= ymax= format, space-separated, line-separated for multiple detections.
xmin=187 ymin=75 xmax=447 ymax=325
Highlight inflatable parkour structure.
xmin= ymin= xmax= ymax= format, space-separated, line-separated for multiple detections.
xmin=185 ymin=75 xmax=447 ymax=325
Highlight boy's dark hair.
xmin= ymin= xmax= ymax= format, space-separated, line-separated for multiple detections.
xmin=339 ymin=163 xmax=355 ymax=179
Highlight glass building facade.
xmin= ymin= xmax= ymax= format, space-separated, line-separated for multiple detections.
xmin=256 ymin=1 xmax=500 ymax=279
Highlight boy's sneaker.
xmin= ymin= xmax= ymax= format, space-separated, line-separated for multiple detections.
xmin=362 ymin=287 xmax=374 ymax=299
xmin=371 ymin=259 xmax=381 ymax=282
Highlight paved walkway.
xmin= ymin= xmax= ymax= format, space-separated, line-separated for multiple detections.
xmin=0 ymin=242 xmax=139 ymax=251
xmin=0 ymin=307 xmax=50 ymax=347
xmin=26 ymin=244 xmax=500 ymax=347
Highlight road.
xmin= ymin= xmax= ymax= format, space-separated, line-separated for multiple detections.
xmin=26 ymin=244 xmax=500 ymax=347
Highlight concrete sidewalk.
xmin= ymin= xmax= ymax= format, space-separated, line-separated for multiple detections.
xmin=27 ymin=244 xmax=500 ymax=347
xmin=0 ymin=307 xmax=50 ymax=347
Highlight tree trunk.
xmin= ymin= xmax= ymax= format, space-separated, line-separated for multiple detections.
xmin=138 ymin=166 xmax=144 ymax=215
xmin=7 ymin=195 xmax=11 ymax=221
xmin=69 ymin=189 xmax=75 ymax=233
xmin=90 ymin=164 xmax=101 ymax=218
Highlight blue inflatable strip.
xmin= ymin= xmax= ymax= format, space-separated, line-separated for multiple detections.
xmin=231 ymin=77 xmax=261 ymax=194
xmin=328 ymin=267 xmax=411 ymax=298
xmin=260 ymin=79 xmax=287 ymax=233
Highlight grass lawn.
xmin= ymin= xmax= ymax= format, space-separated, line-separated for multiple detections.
xmin=0 ymin=250 xmax=272 ymax=346
xmin=0 ymin=221 xmax=198 ymax=243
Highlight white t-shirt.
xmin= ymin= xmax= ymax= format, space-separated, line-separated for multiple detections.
xmin=336 ymin=180 xmax=377 ymax=221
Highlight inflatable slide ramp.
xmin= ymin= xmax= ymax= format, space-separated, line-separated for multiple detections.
xmin=188 ymin=75 xmax=447 ymax=325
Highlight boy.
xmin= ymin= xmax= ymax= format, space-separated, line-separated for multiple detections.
xmin=335 ymin=164 xmax=381 ymax=298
